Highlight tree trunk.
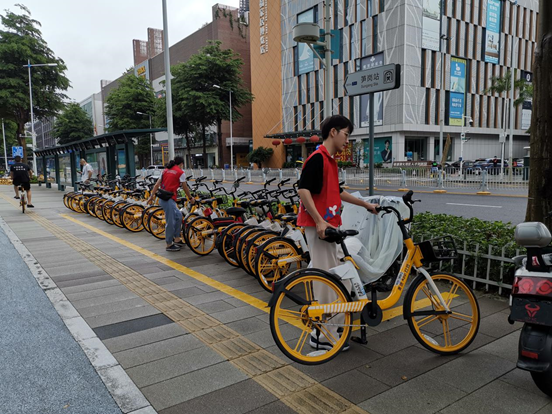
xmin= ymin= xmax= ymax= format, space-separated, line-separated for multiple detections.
xmin=185 ymin=132 xmax=192 ymax=169
xmin=526 ymin=2 xmax=552 ymax=229
xmin=216 ymin=119 xmax=223 ymax=169
xmin=202 ymin=124 xmax=208 ymax=168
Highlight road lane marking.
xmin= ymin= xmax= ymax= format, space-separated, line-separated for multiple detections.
xmin=446 ymin=203 xmax=502 ymax=208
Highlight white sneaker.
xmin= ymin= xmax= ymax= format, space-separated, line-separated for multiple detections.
xmin=309 ymin=335 xmax=350 ymax=352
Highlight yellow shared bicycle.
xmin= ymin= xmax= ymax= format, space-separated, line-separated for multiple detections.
xmin=268 ymin=190 xmax=480 ymax=365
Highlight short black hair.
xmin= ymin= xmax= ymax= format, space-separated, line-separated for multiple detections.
xmin=385 ymin=139 xmax=390 ymax=145
xmin=320 ymin=115 xmax=354 ymax=140
xmin=14 ymin=156 xmax=21 ymax=162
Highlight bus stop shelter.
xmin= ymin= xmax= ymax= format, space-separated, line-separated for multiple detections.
xmin=34 ymin=128 xmax=166 ymax=190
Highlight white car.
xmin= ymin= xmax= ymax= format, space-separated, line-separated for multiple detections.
xmin=145 ymin=165 xmax=164 ymax=178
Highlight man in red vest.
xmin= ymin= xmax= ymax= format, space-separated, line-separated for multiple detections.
xmin=297 ymin=115 xmax=378 ymax=351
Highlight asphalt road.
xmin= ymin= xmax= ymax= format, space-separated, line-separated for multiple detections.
xmin=202 ymin=181 xmax=527 ymax=226
xmin=358 ymin=189 xmax=528 ymax=225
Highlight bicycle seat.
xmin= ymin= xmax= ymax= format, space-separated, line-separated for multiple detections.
xmin=237 ymin=200 xmax=251 ymax=208
xmin=323 ymin=228 xmax=359 ymax=243
xmin=280 ymin=214 xmax=297 ymax=223
xmin=226 ymin=207 xmax=247 ymax=217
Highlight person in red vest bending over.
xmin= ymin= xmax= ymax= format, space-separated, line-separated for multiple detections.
xmin=148 ymin=156 xmax=194 ymax=252
xmin=297 ymin=115 xmax=378 ymax=352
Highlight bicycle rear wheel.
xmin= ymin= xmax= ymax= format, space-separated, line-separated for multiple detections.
xmin=148 ymin=209 xmax=166 ymax=240
xmin=254 ymin=237 xmax=304 ymax=292
xmin=404 ymin=272 xmax=480 ymax=355
xmin=186 ymin=216 xmax=216 ymax=256
xmin=121 ymin=205 xmax=145 ymax=232
xmin=270 ymin=270 xmax=352 ymax=365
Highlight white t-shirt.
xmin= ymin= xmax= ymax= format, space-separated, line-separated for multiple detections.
xmin=82 ymin=163 xmax=94 ymax=180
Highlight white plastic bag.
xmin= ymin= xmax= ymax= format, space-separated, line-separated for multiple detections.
xmin=340 ymin=193 xmax=409 ymax=284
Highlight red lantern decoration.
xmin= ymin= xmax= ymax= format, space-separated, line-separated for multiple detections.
xmin=297 ymin=136 xmax=306 ymax=144
xmin=310 ymin=135 xmax=320 ymax=143
xmin=283 ymin=138 xmax=293 ymax=145
xmin=272 ymin=140 xmax=281 ymax=146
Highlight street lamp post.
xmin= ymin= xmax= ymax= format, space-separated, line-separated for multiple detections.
xmin=292 ymin=1 xmax=332 ymax=120
xmin=439 ymin=35 xmax=451 ymax=164
xmin=460 ymin=115 xmax=472 ymax=177
xmin=136 ymin=112 xmax=153 ymax=165
xmin=508 ymin=0 xmax=518 ymax=181
xmin=212 ymin=85 xmax=233 ymax=170
xmin=162 ymin=0 xmax=175 ymax=160
xmin=2 ymin=119 xmax=7 ymax=174
xmin=23 ymin=60 xmax=58 ymax=176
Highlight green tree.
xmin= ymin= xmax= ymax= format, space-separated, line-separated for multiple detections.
xmin=54 ymin=103 xmax=93 ymax=144
xmin=484 ymin=69 xmax=533 ymax=107
xmin=247 ymin=146 xmax=273 ymax=169
xmin=171 ymin=40 xmax=253 ymax=168
xmin=0 ymin=5 xmax=69 ymax=165
xmin=526 ymin=2 xmax=552 ymax=228
xmin=104 ymin=74 xmax=155 ymax=166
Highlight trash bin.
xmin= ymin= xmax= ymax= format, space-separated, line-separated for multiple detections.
xmin=523 ymin=156 xmax=530 ymax=181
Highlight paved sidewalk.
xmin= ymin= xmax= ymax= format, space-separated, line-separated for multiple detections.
xmin=0 ymin=219 xmax=122 ymax=413
xmin=0 ymin=184 xmax=550 ymax=414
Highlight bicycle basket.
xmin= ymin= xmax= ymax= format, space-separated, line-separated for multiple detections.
xmin=416 ymin=235 xmax=458 ymax=263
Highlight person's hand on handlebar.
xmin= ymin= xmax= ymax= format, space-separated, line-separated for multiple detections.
xmin=316 ymin=220 xmax=336 ymax=240
xmin=363 ymin=201 xmax=379 ymax=214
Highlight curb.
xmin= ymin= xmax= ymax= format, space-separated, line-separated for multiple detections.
xmin=0 ymin=215 xmax=157 ymax=414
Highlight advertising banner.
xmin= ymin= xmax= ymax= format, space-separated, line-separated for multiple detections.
xmin=360 ymin=53 xmax=384 ymax=127
xmin=422 ymin=0 xmax=442 ymax=51
xmin=485 ymin=0 xmax=502 ymax=64
xmin=134 ymin=61 xmax=150 ymax=81
xmin=449 ymin=57 xmax=467 ymax=126
xmin=335 ymin=143 xmax=354 ymax=163
xmin=363 ymin=137 xmax=392 ymax=165
xmin=521 ymin=70 xmax=533 ymax=130
xmin=297 ymin=9 xmax=315 ymax=75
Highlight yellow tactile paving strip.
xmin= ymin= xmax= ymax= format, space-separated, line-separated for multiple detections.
xmin=0 ymin=198 xmax=370 ymax=413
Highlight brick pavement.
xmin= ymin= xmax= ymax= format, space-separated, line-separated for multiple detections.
xmin=0 ymin=184 xmax=550 ymax=414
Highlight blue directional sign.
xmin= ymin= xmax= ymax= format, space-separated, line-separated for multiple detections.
xmin=12 ymin=146 xmax=24 ymax=158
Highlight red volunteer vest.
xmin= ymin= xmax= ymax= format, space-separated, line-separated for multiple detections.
xmin=161 ymin=166 xmax=184 ymax=201
xmin=297 ymin=145 xmax=342 ymax=227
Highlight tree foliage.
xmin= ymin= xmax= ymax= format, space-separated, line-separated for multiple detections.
xmin=104 ymin=74 xmax=155 ymax=132
xmin=526 ymin=2 xmax=552 ymax=228
xmin=0 ymin=4 xmax=69 ymax=164
xmin=54 ymin=103 xmax=93 ymax=144
xmin=484 ymin=69 xmax=533 ymax=108
xmin=171 ymin=40 xmax=253 ymax=167
xmin=247 ymin=146 xmax=273 ymax=168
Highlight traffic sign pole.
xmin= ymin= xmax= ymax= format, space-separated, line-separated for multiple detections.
xmin=369 ymin=93 xmax=375 ymax=196
xmin=2 ymin=119 xmax=7 ymax=174
xmin=344 ymin=63 xmax=401 ymax=195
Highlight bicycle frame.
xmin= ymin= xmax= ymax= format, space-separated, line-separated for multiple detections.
xmin=305 ymin=237 xmax=451 ymax=320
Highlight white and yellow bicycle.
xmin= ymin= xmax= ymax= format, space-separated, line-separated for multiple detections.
xmin=269 ymin=191 xmax=480 ymax=365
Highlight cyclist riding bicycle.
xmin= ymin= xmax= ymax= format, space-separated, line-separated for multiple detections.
xmin=10 ymin=156 xmax=34 ymax=208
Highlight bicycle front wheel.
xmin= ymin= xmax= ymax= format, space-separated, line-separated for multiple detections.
xmin=404 ymin=272 xmax=480 ymax=355
xmin=270 ymin=270 xmax=352 ymax=365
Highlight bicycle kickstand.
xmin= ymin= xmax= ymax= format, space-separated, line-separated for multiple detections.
xmin=351 ymin=314 xmax=368 ymax=345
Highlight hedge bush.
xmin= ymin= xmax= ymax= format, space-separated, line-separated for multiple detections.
xmin=411 ymin=212 xmax=521 ymax=289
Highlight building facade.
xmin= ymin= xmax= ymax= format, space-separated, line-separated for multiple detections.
xmin=101 ymin=3 xmax=252 ymax=169
xmin=251 ymin=0 xmax=538 ymax=167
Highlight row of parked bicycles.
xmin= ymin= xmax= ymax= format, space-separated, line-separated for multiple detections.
xmin=63 ymin=174 xmax=310 ymax=293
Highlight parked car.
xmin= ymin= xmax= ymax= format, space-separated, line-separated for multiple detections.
xmin=145 ymin=165 xmax=164 ymax=178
